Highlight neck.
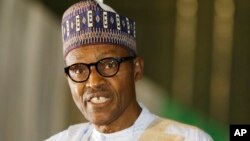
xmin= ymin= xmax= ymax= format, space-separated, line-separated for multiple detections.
xmin=94 ymin=101 xmax=142 ymax=133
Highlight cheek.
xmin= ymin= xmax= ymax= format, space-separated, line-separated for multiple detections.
xmin=111 ymin=72 xmax=135 ymax=102
xmin=68 ymin=78 xmax=84 ymax=94
xmin=68 ymin=79 xmax=85 ymax=109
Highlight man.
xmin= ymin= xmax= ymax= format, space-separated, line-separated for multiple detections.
xmin=46 ymin=0 xmax=213 ymax=140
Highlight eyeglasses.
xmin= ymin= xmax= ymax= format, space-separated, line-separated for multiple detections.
xmin=64 ymin=56 xmax=136 ymax=83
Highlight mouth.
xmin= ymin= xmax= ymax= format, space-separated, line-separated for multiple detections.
xmin=86 ymin=92 xmax=112 ymax=106
xmin=89 ymin=96 xmax=111 ymax=104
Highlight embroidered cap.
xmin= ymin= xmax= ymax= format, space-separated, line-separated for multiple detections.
xmin=62 ymin=0 xmax=136 ymax=58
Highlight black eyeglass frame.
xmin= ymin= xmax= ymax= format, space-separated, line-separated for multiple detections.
xmin=64 ymin=56 xmax=136 ymax=83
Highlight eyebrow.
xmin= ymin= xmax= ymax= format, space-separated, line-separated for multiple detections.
xmin=96 ymin=50 xmax=117 ymax=58
xmin=71 ymin=49 xmax=119 ymax=63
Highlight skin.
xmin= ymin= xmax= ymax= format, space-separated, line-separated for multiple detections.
xmin=65 ymin=44 xmax=144 ymax=133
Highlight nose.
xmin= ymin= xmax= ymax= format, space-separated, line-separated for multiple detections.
xmin=85 ymin=66 xmax=106 ymax=87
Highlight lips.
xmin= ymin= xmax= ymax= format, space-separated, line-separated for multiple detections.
xmin=90 ymin=96 xmax=111 ymax=104
xmin=85 ymin=91 xmax=112 ymax=105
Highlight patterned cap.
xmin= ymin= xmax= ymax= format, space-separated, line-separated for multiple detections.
xmin=62 ymin=0 xmax=136 ymax=58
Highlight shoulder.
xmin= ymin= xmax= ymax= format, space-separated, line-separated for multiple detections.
xmin=44 ymin=123 xmax=91 ymax=141
xmin=161 ymin=117 xmax=213 ymax=141
xmin=140 ymin=117 xmax=213 ymax=141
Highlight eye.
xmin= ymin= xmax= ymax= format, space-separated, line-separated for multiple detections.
xmin=70 ymin=64 xmax=88 ymax=75
xmin=98 ymin=59 xmax=118 ymax=76
xmin=104 ymin=60 xmax=117 ymax=69
xmin=99 ymin=59 xmax=118 ymax=70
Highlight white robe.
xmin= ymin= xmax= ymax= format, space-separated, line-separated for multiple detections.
xmin=45 ymin=104 xmax=213 ymax=141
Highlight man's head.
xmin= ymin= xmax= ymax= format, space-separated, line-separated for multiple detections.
xmin=62 ymin=0 xmax=144 ymax=131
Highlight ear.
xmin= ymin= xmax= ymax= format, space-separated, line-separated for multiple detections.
xmin=64 ymin=73 xmax=68 ymax=78
xmin=133 ymin=56 xmax=144 ymax=81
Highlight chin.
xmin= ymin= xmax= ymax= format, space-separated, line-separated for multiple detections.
xmin=87 ymin=113 xmax=115 ymax=126
xmin=89 ymin=118 xmax=110 ymax=125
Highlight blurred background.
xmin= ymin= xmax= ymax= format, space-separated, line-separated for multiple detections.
xmin=0 ymin=0 xmax=249 ymax=140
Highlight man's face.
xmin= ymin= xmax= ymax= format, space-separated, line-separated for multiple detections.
xmin=65 ymin=44 xmax=143 ymax=126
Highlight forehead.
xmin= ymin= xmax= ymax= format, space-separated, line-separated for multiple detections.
xmin=65 ymin=44 xmax=129 ymax=65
